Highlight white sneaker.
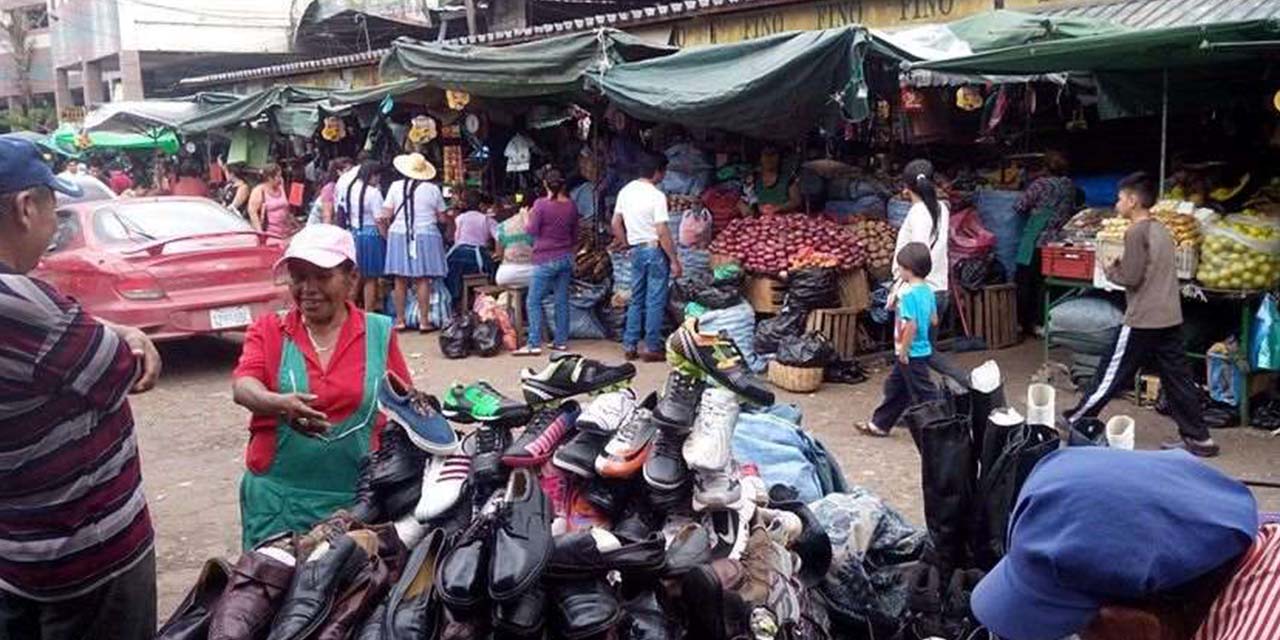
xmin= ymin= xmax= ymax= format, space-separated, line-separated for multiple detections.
xmin=414 ymin=431 xmax=474 ymax=521
xmin=683 ymin=388 xmax=739 ymax=472
xmin=704 ymin=502 xmax=753 ymax=561
xmin=576 ymin=388 xmax=639 ymax=433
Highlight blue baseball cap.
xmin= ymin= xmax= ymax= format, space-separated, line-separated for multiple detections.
xmin=0 ymin=136 xmax=82 ymax=197
xmin=972 ymin=448 xmax=1257 ymax=640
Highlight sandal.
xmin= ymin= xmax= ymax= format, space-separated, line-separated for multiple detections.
xmin=856 ymin=422 xmax=891 ymax=438
xmin=513 ymin=346 xmax=543 ymax=357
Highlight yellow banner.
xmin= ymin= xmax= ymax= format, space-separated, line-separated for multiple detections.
xmin=672 ymin=0 xmax=991 ymax=47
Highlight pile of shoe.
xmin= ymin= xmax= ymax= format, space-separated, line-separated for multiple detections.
xmin=161 ymin=321 xmax=846 ymax=640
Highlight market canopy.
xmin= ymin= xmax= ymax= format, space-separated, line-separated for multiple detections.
xmin=82 ymin=93 xmax=240 ymax=135
xmin=51 ymin=124 xmax=181 ymax=155
xmin=178 ymin=78 xmax=429 ymax=136
xmin=595 ymin=27 xmax=900 ymax=141
xmin=379 ymin=28 xmax=674 ymax=98
xmin=905 ymin=19 xmax=1280 ymax=75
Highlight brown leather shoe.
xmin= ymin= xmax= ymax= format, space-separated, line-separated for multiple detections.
xmin=639 ymin=349 xmax=665 ymax=363
xmin=209 ymin=551 xmax=296 ymax=640
xmin=296 ymin=511 xmax=360 ymax=561
xmin=313 ymin=531 xmax=394 ymax=640
xmin=157 ymin=558 xmax=232 ymax=640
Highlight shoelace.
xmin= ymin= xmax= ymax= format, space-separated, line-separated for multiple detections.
xmin=526 ymin=407 xmax=559 ymax=435
xmin=476 ymin=426 xmax=501 ymax=453
xmin=653 ymin=430 xmax=683 ymax=458
xmin=408 ymin=390 xmax=435 ymax=416
xmin=591 ymin=397 xmax=635 ymax=430
xmin=669 ymin=373 xmax=701 ymax=402
xmin=614 ymin=411 xmax=648 ymax=445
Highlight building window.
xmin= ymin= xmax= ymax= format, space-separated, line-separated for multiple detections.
xmin=22 ymin=6 xmax=48 ymax=30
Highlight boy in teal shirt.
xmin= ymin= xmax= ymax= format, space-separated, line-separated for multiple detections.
xmin=859 ymin=242 xmax=939 ymax=436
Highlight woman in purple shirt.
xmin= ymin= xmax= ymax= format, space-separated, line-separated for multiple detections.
xmin=516 ymin=169 xmax=580 ymax=355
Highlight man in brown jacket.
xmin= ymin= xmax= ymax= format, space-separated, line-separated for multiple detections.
xmin=1065 ymin=172 xmax=1219 ymax=457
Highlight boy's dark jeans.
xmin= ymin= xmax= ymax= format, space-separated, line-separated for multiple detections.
xmin=871 ymin=356 xmax=939 ymax=431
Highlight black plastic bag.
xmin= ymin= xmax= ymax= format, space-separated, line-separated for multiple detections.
xmin=693 ymin=282 xmax=743 ymax=310
xmin=955 ymin=256 xmax=1005 ymax=292
xmin=754 ymin=306 xmax=808 ymax=355
xmin=438 ymin=313 xmax=474 ymax=359
xmin=470 ymin=319 xmax=502 ymax=357
xmin=776 ymin=332 xmax=836 ymax=367
xmin=784 ymin=268 xmax=839 ymax=311
xmin=823 ymin=359 xmax=868 ymax=384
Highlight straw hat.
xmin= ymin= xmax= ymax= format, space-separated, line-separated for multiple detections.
xmin=393 ymin=152 xmax=437 ymax=181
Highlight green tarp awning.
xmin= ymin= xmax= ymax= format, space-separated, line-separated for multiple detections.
xmin=178 ymin=78 xmax=429 ymax=136
xmin=51 ymin=125 xmax=181 ymax=154
xmin=907 ymin=19 xmax=1280 ymax=74
xmin=596 ymin=27 xmax=893 ymax=141
xmin=943 ymin=10 xmax=1127 ymax=53
xmin=379 ymin=28 xmax=675 ymax=98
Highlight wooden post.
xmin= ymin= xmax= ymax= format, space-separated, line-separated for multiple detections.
xmin=464 ymin=0 xmax=478 ymax=36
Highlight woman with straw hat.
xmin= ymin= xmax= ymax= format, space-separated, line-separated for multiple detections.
xmin=382 ymin=152 xmax=448 ymax=331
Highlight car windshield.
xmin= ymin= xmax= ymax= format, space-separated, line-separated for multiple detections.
xmin=56 ymin=176 xmax=115 ymax=204
xmin=94 ymin=199 xmax=252 ymax=244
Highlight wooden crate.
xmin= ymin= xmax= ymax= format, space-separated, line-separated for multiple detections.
xmin=745 ymin=276 xmax=785 ymax=314
xmin=959 ymin=284 xmax=1018 ymax=350
xmin=805 ymin=306 xmax=858 ymax=360
xmin=837 ymin=268 xmax=871 ymax=313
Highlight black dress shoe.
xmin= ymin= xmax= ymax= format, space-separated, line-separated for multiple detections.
xmin=436 ymin=516 xmax=494 ymax=613
xmin=546 ymin=530 xmax=666 ymax=580
xmin=550 ymin=578 xmax=622 ymax=640
xmin=492 ymin=581 xmax=545 ymax=637
xmin=582 ymin=476 xmax=636 ymax=518
xmin=355 ymin=602 xmax=387 ymax=640
xmin=489 ymin=468 xmax=552 ymax=602
xmin=156 ymin=558 xmax=231 ymax=640
xmin=267 ymin=534 xmax=371 ymax=640
xmin=350 ymin=456 xmax=382 ymax=523
xmin=620 ymin=590 xmax=676 ymax=640
xmin=385 ymin=529 xmax=445 ymax=640
xmin=370 ymin=424 xmax=430 ymax=489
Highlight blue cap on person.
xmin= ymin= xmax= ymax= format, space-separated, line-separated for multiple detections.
xmin=0 ymin=136 xmax=82 ymax=197
xmin=972 ymin=447 xmax=1258 ymax=640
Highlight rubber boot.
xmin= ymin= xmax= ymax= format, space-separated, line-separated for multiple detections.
xmin=911 ymin=410 xmax=973 ymax=573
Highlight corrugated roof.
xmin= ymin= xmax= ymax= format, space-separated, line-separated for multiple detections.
xmin=178 ymin=0 xmax=776 ymax=87
xmin=1037 ymin=0 xmax=1280 ymax=30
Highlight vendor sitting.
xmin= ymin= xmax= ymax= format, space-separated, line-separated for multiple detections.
xmin=231 ymin=224 xmax=411 ymax=550
xmin=973 ymin=447 xmax=1272 ymax=640
xmin=753 ymin=145 xmax=802 ymax=214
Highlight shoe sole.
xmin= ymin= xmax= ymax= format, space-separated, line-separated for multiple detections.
xmin=500 ymin=452 xmax=553 ymax=468
xmin=521 ymin=377 xmax=636 ymax=405
xmin=670 ymin=331 xmax=774 ymax=406
xmin=551 ymin=454 xmax=597 ymax=478
xmin=641 ymin=466 xmax=688 ymax=491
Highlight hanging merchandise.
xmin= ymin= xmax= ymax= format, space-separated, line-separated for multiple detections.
xmin=320 ymin=116 xmax=347 ymax=143
xmin=1253 ymin=294 xmax=1279 ymax=371
xmin=505 ymin=132 xmax=534 ymax=173
xmin=956 ymin=86 xmax=984 ymax=112
xmin=900 ymin=87 xmax=926 ymax=112
xmin=445 ymin=89 xmax=470 ymax=110
xmin=407 ymin=115 xmax=437 ymax=145
xmin=227 ymin=127 xmax=272 ymax=169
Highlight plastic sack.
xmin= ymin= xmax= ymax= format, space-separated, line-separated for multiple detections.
xmin=949 ymin=207 xmax=997 ymax=264
xmin=541 ymin=279 xmax=609 ymax=340
xmin=776 ymin=332 xmax=837 ymax=367
xmin=784 ymin=268 xmax=839 ymax=311
xmin=754 ymin=305 xmax=808 ymax=355
xmin=974 ymin=188 xmax=1026 ymax=284
xmin=382 ymin=278 xmax=452 ymax=330
xmin=438 ymin=313 xmax=474 ymax=359
xmin=954 ymin=255 xmax=1005 ymax=292
xmin=678 ymin=246 xmax=712 ymax=283
xmin=609 ymin=250 xmax=633 ymax=305
xmin=678 ymin=208 xmax=713 ymax=248
xmin=1197 ymin=215 xmax=1280 ymax=290
xmin=1048 ymin=296 xmax=1125 ymax=334
xmin=1251 ymin=293 xmax=1278 ymax=371
xmin=698 ymin=300 xmax=764 ymax=373
xmin=470 ymin=319 xmax=502 ymax=357
xmin=1207 ymin=348 xmax=1246 ymax=407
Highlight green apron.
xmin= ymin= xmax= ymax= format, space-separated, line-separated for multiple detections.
xmin=1016 ymin=207 xmax=1054 ymax=267
xmin=239 ymin=313 xmax=391 ymax=550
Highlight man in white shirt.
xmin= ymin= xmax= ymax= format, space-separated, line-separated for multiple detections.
xmin=611 ymin=153 xmax=681 ymax=361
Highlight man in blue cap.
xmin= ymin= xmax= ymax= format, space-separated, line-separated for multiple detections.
xmin=973 ymin=447 xmax=1278 ymax=640
xmin=0 ymin=136 xmax=162 ymax=638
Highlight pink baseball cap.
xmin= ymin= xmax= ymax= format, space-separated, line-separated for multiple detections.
xmin=274 ymin=224 xmax=356 ymax=272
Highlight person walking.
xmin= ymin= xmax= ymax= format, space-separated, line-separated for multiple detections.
xmin=858 ymin=242 xmax=939 ymax=436
xmin=611 ymin=153 xmax=681 ymax=362
xmin=516 ymin=169 xmax=580 ymax=355
xmin=382 ymin=153 xmax=448 ymax=332
xmin=0 ymin=137 xmax=162 ymax=639
xmin=1013 ymin=151 xmax=1077 ymax=336
xmin=248 ymin=164 xmax=294 ymax=237
xmin=1065 ymin=172 xmax=1218 ymax=457
xmin=340 ymin=160 xmax=386 ymax=313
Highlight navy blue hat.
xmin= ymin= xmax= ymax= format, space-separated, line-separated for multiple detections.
xmin=973 ymin=448 xmax=1257 ymax=640
xmin=0 ymin=136 xmax=82 ymax=197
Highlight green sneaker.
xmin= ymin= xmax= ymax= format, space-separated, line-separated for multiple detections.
xmin=442 ymin=381 xmax=532 ymax=426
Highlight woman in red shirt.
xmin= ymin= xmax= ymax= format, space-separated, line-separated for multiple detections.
xmin=231 ymin=224 xmax=410 ymax=549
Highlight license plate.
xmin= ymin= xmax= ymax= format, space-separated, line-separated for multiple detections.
xmin=210 ymin=305 xmax=252 ymax=330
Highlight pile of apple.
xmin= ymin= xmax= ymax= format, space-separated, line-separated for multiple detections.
xmin=709 ymin=214 xmax=866 ymax=277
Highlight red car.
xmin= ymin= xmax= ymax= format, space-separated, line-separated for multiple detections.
xmin=35 ymin=197 xmax=291 ymax=340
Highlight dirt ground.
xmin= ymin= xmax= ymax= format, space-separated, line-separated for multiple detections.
xmin=133 ymin=336 xmax=1280 ymax=619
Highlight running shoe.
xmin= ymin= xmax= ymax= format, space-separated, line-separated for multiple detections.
xmin=652 ymin=371 xmax=705 ymax=431
xmin=415 ymin=433 xmax=475 ymax=521
xmin=502 ymin=401 xmax=580 ymax=468
xmin=666 ymin=318 xmax=774 ymax=407
xmin=378 ymin=372 xmax=458 ymax=455
xmin=642 ymin=427 xmax=689 ymax=491
xmin=520 ymin=353 xmax=637 ymax=404
xmin=595 ymin=394 xmax=660 ymax=479
xmin=442 ymin=381 xmax=531 ymax=426
xmin=683 ymin=388 xmax=740 ymax=473
xmin=471 ymin=425 xmax=513 ymax=489
xmin=554 ymin=390 xmax=639 ymax=478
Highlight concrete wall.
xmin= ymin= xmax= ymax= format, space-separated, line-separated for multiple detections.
xmin=115 ymin=0 xmax=292 ymax=54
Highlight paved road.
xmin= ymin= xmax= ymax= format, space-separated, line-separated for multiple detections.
xmin=131 ymin=336 xmax=1280 ymax=618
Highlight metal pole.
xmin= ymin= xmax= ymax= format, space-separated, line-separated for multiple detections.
xmin=1159 ymin=68 xmax=1168 ymax=195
